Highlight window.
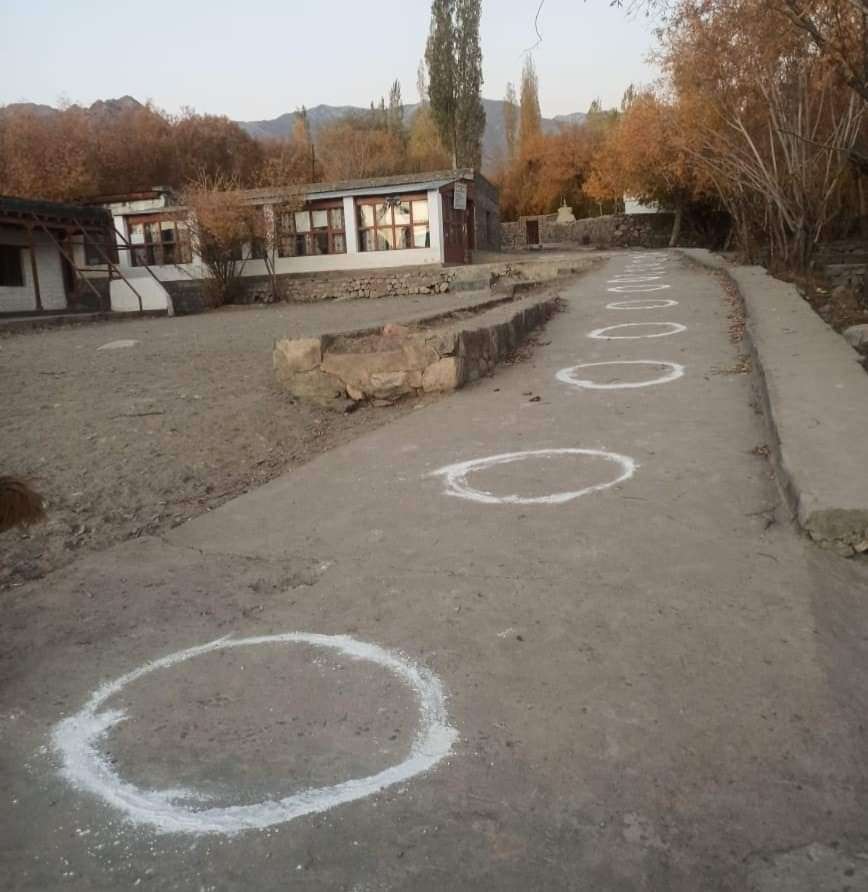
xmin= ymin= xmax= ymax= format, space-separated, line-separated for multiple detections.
xmin=357 ymin=196 xmax=430 ymax=252
xmin=0 ymin=245 xmax=24 ymax=287
xmin=83 ymin=229 xmax=118 ymax=266
xmin=128 ymin=216 xmax=192 ymax=267
xmin=276 ymin=204 xmax=346 ymax=258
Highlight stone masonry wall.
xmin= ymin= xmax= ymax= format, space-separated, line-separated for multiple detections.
xmin=162 ymin=266 xmax=460 ymax=313
xmin=237 ymin=267 xmax=458 ymax=304
xmin=501 ymin=213 xmax=686 ymax=251
xmin=273 ymin=295 xmax=558 ymax=407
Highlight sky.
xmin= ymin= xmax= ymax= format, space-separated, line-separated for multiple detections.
xmin=0 ymin=0 xmax=661 ymax=121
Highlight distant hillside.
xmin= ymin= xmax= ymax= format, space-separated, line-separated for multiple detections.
xmin=238 ymin=98 xmax=588 ymax=171
xmin=1 ymin=95 xmax=145 ymax=119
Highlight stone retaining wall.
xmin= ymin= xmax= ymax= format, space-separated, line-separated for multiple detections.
xmin=823 ymin=263 xmax=866 ymax=293
xmin=273 ymin=295 xmax=558 ymax=407
xmin=502 ymin=213 xmax=686 ymax=251
xmin=237 ymin=267 xmax=458 ymax=304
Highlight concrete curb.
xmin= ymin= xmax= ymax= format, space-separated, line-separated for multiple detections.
xmin=678 ymin=248 xmax=868 ymax=555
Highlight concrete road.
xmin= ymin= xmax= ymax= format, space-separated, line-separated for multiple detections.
xmin=4 ymin=252 xmax=868 ymax=891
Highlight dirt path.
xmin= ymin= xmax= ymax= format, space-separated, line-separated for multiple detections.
xmin=0 ymin=291 xmax=496 ymax=590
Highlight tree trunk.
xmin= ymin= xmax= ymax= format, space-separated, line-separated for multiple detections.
xmin=668 ymin=205 xmax=683 ymax=248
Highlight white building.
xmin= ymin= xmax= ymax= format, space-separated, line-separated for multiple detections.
xmin=98 ymin=169 xmax=501 ymax=313
xmin=0 ymin=197 xmax=115 ymax=316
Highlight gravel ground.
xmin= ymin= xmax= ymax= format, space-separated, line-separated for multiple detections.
xmin=0 ymin=291 xmax=495 ymax=590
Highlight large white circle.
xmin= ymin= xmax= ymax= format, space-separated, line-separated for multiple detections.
xmin=588 ymin=322 xmax=686 ymax=340
xmin=556 ymin=360 xmax=685 ymax=390
xmin=52 ymin=633 xmax=458 ymax=835
xmin=606 ymin=298 xmax=679 ymax=310
xmin=608 ymin=284 xmax=671 ymax=293
xmin=431 ymin=448 xmax=637 ymax=505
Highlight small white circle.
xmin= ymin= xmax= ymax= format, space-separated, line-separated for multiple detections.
xmin=556 ymin=360 xmax=685 ymax=390
xmin=588 ymin=322 xmax=686 ymax=340
xmin=608 ymin=284 xmax=671 ymax=293
xmin=52 ymin=634 xmax=457 ymax=835
xmin=606 ymin=298 xmax=678 ymax=310
xmin=431 ymin=448 xmax=637 ymax=505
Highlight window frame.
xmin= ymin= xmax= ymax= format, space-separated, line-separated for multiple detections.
xmin=356 ymin=194 xmax=431 ymax=253
xmin=83 ymin=227 xmax=119 ymax=267
xmin=126 ymin=213 xmax=192 ymax=268
xmin=0 ymin=244 xmax=25 ymax=288
xmin=276 ymin=200 xmax=346 ymax=258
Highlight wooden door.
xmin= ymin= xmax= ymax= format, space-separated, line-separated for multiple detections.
xmin=443 ymin=201 xmax=467 ymax=264
xmin=526 ymin=219 xmax=540 ymax=246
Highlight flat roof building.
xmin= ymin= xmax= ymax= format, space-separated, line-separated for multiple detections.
xmin=101 ymin=169 xmax=500 ymax=312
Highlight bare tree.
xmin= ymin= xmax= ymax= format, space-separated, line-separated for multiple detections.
xmin=182 ymin=172 xmax=260 ymax=305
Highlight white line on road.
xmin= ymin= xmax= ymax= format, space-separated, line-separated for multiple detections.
xmin=608 ymin=284 xmax=672 ymax=293
xmin=606 ymin=299 xmax=679 ymax=310
xmin=556 ymin=360 xmax=685 ymax=390
xmin=588 ymin=322 xmax=687 ymax=339
xmin=430 ymin=448 xmax=637 ymax=505
xmin=52 ymin=633 xmax=458 ymax=835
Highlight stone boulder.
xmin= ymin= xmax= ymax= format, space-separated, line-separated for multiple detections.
xmin=843 ymin=324 xmax=868 ymax=350
xmin=273 ymin=337 xmax=321 ymax=377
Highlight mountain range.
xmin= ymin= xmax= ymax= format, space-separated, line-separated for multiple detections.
xmin=2 ymin=96 xmax=588 ymax=170
xmin=238 ymin=98 xmax=587 ymax=168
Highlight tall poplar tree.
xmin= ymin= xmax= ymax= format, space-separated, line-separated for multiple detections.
xmin=503 ymin=82 xmax=519 ymax=161
xmin=518 ymin=55 xmax=542 ymax=153
xmin=425 ymin=0 xmax=486 ymax=168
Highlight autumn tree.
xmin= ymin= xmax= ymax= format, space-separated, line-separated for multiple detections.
xmin=659 ymin=0 xmax=864 ymax=268
xmin=586 ymin=90 xmax=713 ymax=245
xmin=182 ymin=173 xmax=260 ymax=305
xmin=388 ymin=80 xmax=406 ymax=142
xmin=0 ymin=101 xmax=265 ymax=201
xmin=171 ymin=110 xmax=263 ymax=185
xmin=425 ymin=0 xmax=486 ymax=167
xmin=316 ymin=111 xmax=406 ymax=181
xmin=408 ymin=63 xmax=453 ymax=171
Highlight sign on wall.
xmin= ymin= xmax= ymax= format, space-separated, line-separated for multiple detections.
xmin=453 ymin=183 xmax=468 ymax=211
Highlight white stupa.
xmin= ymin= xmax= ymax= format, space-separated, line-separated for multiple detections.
xmin=556 ymin=198 xmax=576 ymax=224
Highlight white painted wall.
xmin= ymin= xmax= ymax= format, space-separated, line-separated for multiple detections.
xmin=110 ymin=270 xmax=173 ymax=313
xmin=107 ymin=188 xmax=447 ymax=283
xmin=624 ymin=196 xmax=660 ymax=215
xmin=0 ymin=226 xmax=67 ymax=314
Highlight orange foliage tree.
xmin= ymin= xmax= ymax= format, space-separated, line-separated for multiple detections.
xmin=0 ymin=102 xmax=266 ymax=201
xmin=585 ymin=90 xmax=716 ymax=245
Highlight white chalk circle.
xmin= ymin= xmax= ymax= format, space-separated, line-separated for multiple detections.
xmin=606 ymin=298 xmax=679 ymax=310
xmin=431 ymin=448 xmax=637 ymax=505
xmin=97 ymin=339 xmax=139 ymax=351
xmin=607 ymin=284 xmax=672 ymax=293
xmin=556 ymin=360 xmax=685 ymax=390
xmin=52 ymin=633 xmax=457 ymax=835
xmin=588 ymin=322 xmax=686 ymax=340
